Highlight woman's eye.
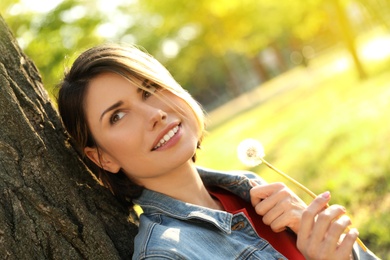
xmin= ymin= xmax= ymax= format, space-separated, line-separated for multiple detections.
xmin=142 ymin=90 xmax=153 ymax=100
xmin=141 ymin=81 xmax=161 ymax=100
xmin=110 ymin=111 xmax=126 ymax=124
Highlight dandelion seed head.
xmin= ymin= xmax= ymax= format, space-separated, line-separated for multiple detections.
xmin=237 ymin=139 xmax=265 ymax=167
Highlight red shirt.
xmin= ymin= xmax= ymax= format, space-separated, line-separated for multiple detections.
xmin=209 ymin=187 xmax=305 ymax=260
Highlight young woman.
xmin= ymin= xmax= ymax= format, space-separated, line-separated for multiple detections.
xmin=57 ymin=44 xmax=377 ymax=259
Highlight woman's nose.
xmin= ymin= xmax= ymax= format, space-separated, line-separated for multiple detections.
xmin=147 ymin=106 xmax=167 ymax=130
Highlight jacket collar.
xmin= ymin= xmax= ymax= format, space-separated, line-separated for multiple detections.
xmin=134 ymin=167 xmax=256 ymax=234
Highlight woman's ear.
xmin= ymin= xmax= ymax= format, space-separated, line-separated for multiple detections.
xmin=84 ymin=146 xmax=121 ymax=174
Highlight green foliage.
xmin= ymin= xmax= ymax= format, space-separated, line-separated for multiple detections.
xmin=2 ymin=0 xmax=105 ymax=96
xmin=197 ymin=38 xmax=390 ymax=258
xmin=138 ymin=0 xmax=325 ymax=55
xmin=132 ymin=0 xmax=329 ymax=99
xmin=3 ymin=0 xmax=388 ymax=106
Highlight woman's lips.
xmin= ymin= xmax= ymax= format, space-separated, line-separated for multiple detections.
xmin=152 ymin=123 xmax=181 ymax=151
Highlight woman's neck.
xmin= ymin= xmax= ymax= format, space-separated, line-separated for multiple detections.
xmin=140 ymin=163 xmax=223 ymax=210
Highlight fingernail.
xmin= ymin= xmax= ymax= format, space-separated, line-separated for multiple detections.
xmin=320 ymin=191 xmax=330 ymax=199
xmin=350 ymin=228 xmax=359 ymax=236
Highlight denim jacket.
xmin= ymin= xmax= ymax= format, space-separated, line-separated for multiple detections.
xmin=133 ymin=167 xmax=378 ymax=260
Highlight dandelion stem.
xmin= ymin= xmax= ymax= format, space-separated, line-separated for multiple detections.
xmin=260 ymin=158 xmax=317 ymax=199
xmin=260 ymin=157 xmax=368 ymax=252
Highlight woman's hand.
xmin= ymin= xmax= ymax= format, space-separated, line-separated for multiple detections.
xmin=297 ymin=191 xmax=358 ymax=260
xmin=250 ymin=182 xmax=307 ymax=233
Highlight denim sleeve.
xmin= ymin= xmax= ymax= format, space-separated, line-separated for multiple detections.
xmin=134 ymin=250 xmax=186 ymax=260
xmin=352 ymin=243 xmax=381 ymax=260
xmin=138 ymin=257 xmax=178 ymax=260
xmin=240 ymin=171 xmax=268 ymax=186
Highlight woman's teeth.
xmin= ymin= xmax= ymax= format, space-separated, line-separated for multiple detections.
xmin=154 ymin=125 xmax=179 ymax=150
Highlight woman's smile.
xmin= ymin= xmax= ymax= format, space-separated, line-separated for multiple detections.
xmin=152 ymin=123 xmax=181 ymax=151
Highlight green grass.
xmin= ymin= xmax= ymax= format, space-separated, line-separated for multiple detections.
xmin=196 ymin=34 xmax=390 ymax=259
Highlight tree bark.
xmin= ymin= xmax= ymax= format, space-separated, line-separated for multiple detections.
xmin=0 ymin=15 xmax=137 ymax=259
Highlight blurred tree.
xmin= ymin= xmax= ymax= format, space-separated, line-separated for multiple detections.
xmin=1 ymin=0 xmax=375 ymax=109
xmin=331 ymin=0 xmax=367 ymax=79
xmin=356 ymin=0 xmax=390 ymax=30
xmin=0 ymin=15 xmax=137 ymax=259
xmin=124 ymin=0 xmax=336 ymax=105
xmin=1 ymin=0 xmax=105 ymax=96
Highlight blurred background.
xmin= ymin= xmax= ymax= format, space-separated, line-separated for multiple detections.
xmin=1 ymin=0 xmax=389 ymax=258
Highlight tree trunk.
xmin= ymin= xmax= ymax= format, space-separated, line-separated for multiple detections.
xmin=0 ymin=15 xmax=137 ymax=259
xmin=251 ymin=57 xmax=269 ymax=83
xmin=332 ymin=0 xmax=368 ymax=80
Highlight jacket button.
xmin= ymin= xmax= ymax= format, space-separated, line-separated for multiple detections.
xmin=231 ymin=221 xmax=245 ymax=230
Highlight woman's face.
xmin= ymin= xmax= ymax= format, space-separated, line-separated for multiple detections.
xmin=83 ymin=72 xmax=200 ymax=183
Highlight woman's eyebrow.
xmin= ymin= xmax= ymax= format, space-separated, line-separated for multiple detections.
xmin=99 ymin=101 xmax=124 ymax=122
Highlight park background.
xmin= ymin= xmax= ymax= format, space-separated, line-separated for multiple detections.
xmin=1 ymin=0 xmax=389 ymax=258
